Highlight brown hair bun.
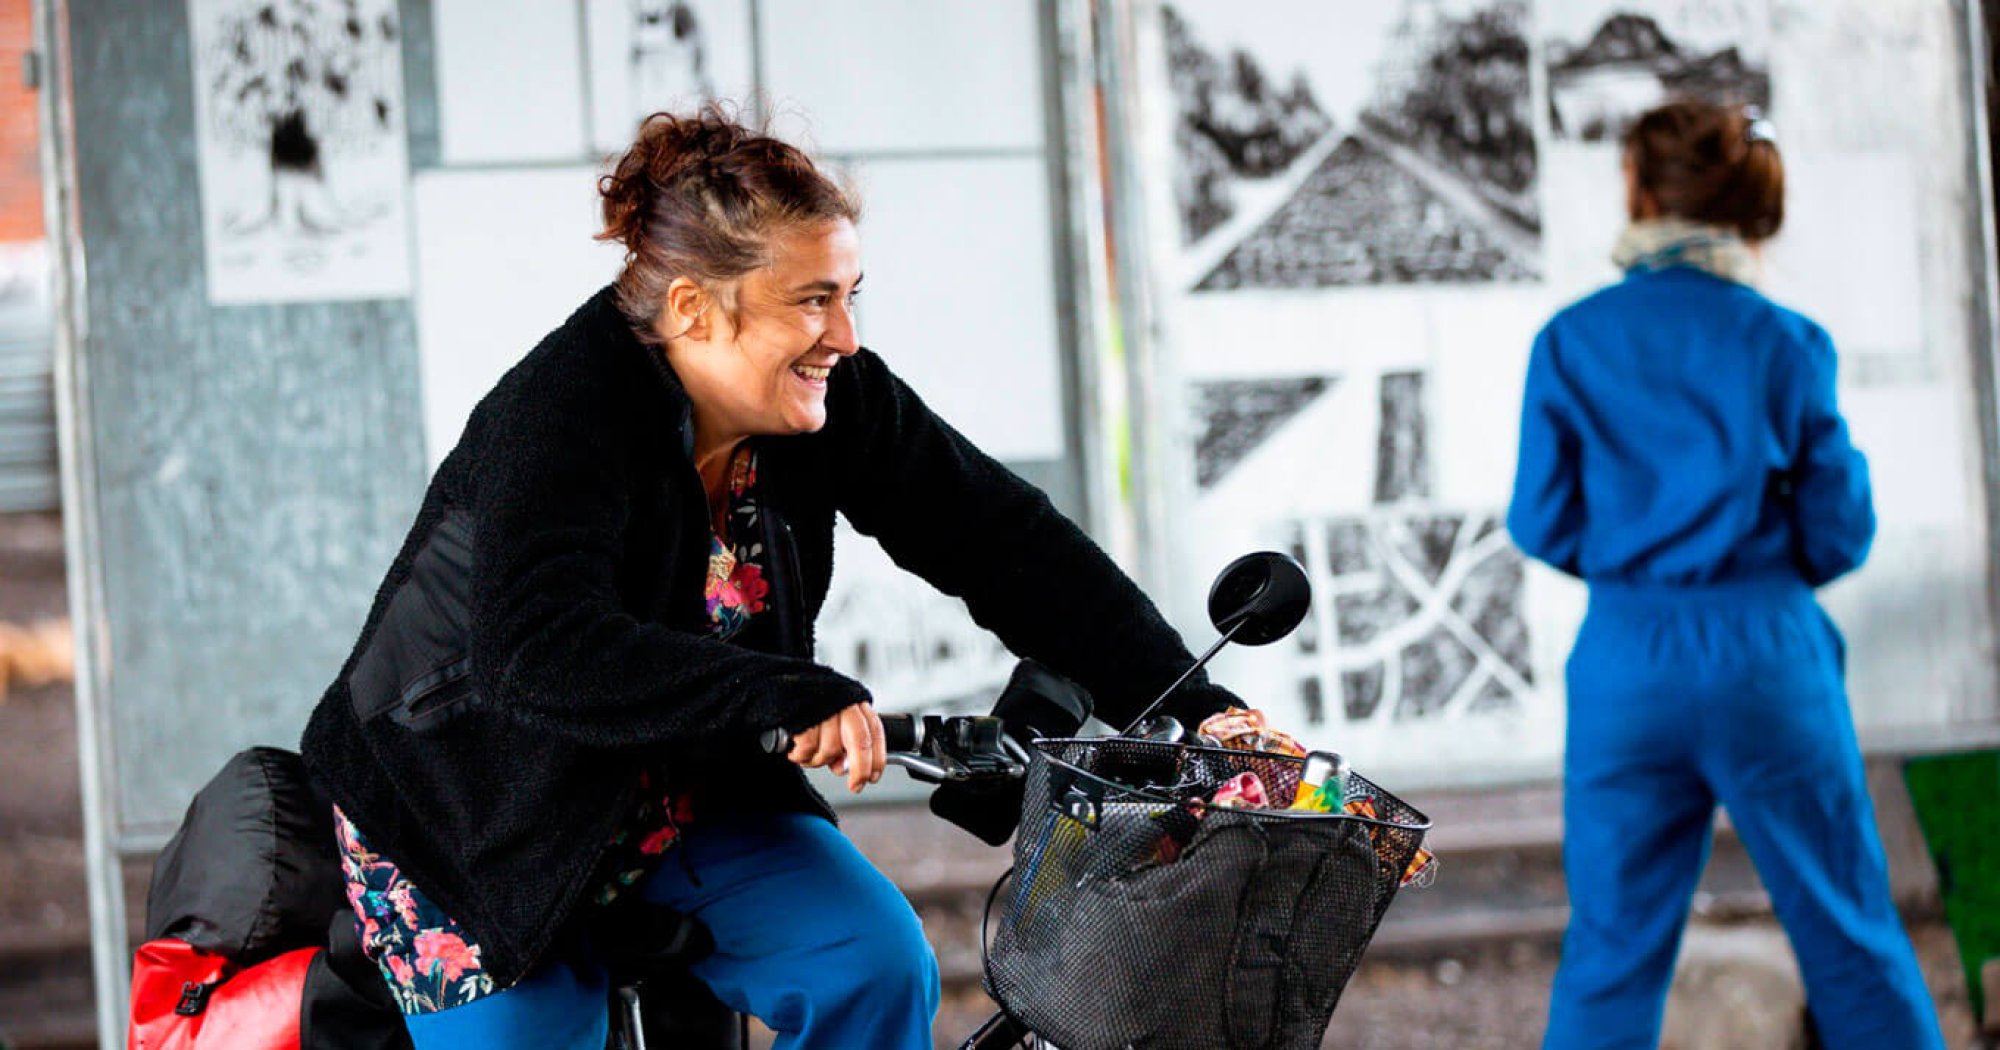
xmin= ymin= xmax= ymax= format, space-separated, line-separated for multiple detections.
xmin=596 ymin=106 xmax=861 ymax=343
xmin=1623 ymin=99 xmax=1784 ymax=241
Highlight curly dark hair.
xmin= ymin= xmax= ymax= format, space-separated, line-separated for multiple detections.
xmin=597 ymin=106 xmax=861 ymax=343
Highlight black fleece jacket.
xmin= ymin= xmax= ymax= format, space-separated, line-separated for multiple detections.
xmin=300 ymin=286 xmax=1236 ymax=986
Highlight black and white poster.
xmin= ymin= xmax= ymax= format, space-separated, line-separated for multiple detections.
xmin=585 ymin=0 xmax=756 ymax=153
xmin=1543 ymin=0 xmax=1773 ymax=144
xmin=188 ymin=0 xmax=413 ymax=304
xmin=1129 ymin=0 xmax=2000 ymax=781
xmin=1192 ymin=370 xmax=1535 ymax=724
xmin=1136 ymin=1 xmax=1562 ymax=780
xmin=1163 ymin=0 xmax=1541 ymax=290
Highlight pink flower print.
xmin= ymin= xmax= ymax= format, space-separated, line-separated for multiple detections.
xmin=388 ymin=883 xmax=421 ymax=929
xmin=414 ymin=930 xmax=480 ymax=983
xmin=333 ymin=810 xmax=379 ymax=864
xmin=705 ymin=548 xmax=738 ymax=618
xmin=728 ymin=563 xmax=770 ymax=614
xmin=637 ymin=823 xmax=680 ymax=855
xmin=334 ymin=813 xmax=359 ymax=854
xmin=386 ymin=954 xmax=415 ymax=987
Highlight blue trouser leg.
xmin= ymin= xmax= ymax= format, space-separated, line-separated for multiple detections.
xmin=399 ymin=950 xmax=609 ymax=1050
xmin=1706 ymin=610 xmax=1942 ymax=1050
xmin=395 ymin=811 xmax=937 ymax=1049
xmin=1543 ymin=619 xmax=1717 ymax=1050
xmin=1544 ymin=583 xmax=1941 ymax=1050
xmin=639 ymin=811 xmax=941 ymax=1050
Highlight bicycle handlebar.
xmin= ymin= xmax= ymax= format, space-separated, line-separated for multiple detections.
xmin=759 ymin=712 xmax=1029 ymax=784
xmin=758 ymin=712 xmax=920 ymax=757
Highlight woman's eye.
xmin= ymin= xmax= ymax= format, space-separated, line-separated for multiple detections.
xmin=800 ymin=289 xmax=857 ymax=310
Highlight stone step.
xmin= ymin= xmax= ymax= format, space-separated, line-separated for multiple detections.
xmin=0 ymin=942 xmax=95 ymax=1050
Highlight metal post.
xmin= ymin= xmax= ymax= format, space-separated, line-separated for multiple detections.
xmin=1092 ymin=0 xmax=1175 ymax=598
xmin=1963 ymin=0 xmax=2000 ymax=704
xmin=33 ymin=0 xmax=129 ymax=1045
xmin=1044 ymin=0 xmax=1119 ymax=545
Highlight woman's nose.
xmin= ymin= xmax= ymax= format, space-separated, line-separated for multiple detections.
xmin=824 ymin=298 xmax=860 ymax=354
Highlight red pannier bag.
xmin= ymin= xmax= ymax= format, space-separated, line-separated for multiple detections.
xmin=131 ymin=747 xmax=412 ymax=1049
xmin=129 ymin=939 xmax=315 ymax=1049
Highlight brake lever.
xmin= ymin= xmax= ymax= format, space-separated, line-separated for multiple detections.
xmin=890 ymin=716 xmax=1029 ymax=784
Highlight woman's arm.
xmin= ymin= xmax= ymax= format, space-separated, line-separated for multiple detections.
xmin=828 ymin=350 xmax=1237 ymax=728
xmin=466 ymin=365 xmax=867 ymax=750
xmin=1507 ymin=325 xmax=1587 ymax=577
xmin=1782 ymin=326 xmax=1875 ymax=586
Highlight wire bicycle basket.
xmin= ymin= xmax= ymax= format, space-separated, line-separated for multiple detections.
xmin=983 ymin=737 xmax=1431 ymax=1050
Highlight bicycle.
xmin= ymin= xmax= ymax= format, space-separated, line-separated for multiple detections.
xmin=133 ymin=552 xmax=1429 ymax=1050
xmin=606 ymin=552 xmax=1433 ymax=1050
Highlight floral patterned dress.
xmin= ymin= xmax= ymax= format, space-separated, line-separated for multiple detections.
xmin=335 ymin=448 xmax=769 ymax=1015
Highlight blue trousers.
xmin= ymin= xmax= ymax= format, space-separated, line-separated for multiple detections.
xmin=1542 ymin=577 xmax=1941 ymax=1050
xmin=401 ymin=812 xmax=940 ymax=1050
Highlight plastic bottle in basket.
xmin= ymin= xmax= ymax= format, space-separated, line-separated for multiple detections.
xmin=1286 ymin=751 xmax=1348 ymax=813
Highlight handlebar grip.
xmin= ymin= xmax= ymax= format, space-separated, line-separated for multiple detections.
xmin=879 ymin=713 xmax=917 ymax=752
xmin=760 ymin=712 xmax=920 ymax=756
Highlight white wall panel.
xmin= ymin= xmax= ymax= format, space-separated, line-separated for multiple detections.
xmin=759 ymin=0 xmax=1045 ymax=153
xmin=433 ymin=0 xmax=589 ymax=164
xmin=846 ymin=155 xmax=1067 ymax=461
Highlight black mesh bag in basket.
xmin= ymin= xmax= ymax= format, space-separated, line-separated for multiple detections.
xmin=982 ymin=738 xmax=1430 ymax=1050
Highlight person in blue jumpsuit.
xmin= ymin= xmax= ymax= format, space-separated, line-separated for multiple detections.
xmin=1508 ymin=100 xmax=1943 ymax=1049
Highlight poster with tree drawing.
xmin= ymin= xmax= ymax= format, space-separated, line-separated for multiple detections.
xmin=584 ymin=0 xmax=756 ymax=153
xmin=187 ymin=0 xmax=412 ymax=304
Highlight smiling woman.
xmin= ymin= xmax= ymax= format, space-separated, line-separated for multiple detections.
xmin=297 ymin=107 xmax=1246 ymax=1050
xmin=598 ymin=113 xmax=866 ymax=514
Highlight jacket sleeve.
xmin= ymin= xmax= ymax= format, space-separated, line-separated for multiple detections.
xmin=1507 ymin=325 xmax=1587 ymax=576
xmin=1782 ymin=326 xmax=1875 ymax=586
xmin=830 ymin=350 xmax=1239 ymax=728
xmin=465 ymin=367 xmax=867 ymax=751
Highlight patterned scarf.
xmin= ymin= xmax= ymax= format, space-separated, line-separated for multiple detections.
xmin=1611 ymin=218 xmax=1760 ymax=286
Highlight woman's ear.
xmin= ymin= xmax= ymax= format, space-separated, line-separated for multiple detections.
xmin=659 ymin=276 xmax=713 ymax=343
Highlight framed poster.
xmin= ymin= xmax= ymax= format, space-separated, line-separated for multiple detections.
xmin=187 ymin=0 xmax=413 ymax=303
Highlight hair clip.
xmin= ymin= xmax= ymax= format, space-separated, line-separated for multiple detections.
xmin=1743 ymin=105 xmax=1777 ymax=146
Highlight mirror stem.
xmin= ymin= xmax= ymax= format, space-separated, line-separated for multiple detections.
xmin=1120 ymin=618 xmax=1248 ymax=735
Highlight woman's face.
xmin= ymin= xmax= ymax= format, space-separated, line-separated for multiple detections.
xmin=671 ymin=219 xmax=863 ymax=441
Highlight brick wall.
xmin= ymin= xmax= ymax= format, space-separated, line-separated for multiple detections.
xmin=0 ymin=0 xmax=40 ymax=243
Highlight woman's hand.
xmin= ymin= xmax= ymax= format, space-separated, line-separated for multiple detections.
xmin=786 ymin=702 xmax=887 ymax=794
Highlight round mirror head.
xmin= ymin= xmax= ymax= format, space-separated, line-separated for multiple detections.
xmin=1206 ymin=551 xmax=1311 ymax=646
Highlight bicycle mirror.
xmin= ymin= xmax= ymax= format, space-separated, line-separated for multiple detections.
xmin=1206 ymin=551 xmax=1311 ymax=646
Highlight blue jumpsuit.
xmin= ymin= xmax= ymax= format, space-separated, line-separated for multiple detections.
xmin=1507 ymin=265 xmax=1942 ymax=1049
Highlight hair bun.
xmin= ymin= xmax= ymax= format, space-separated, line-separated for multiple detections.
xmin=592 ymin=106 xmax=861 ymax=345
xmin=1623 ymin=98 xmax=1783 ymax=241
xmin=599 ymin=109 xmax=752 ymax=250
